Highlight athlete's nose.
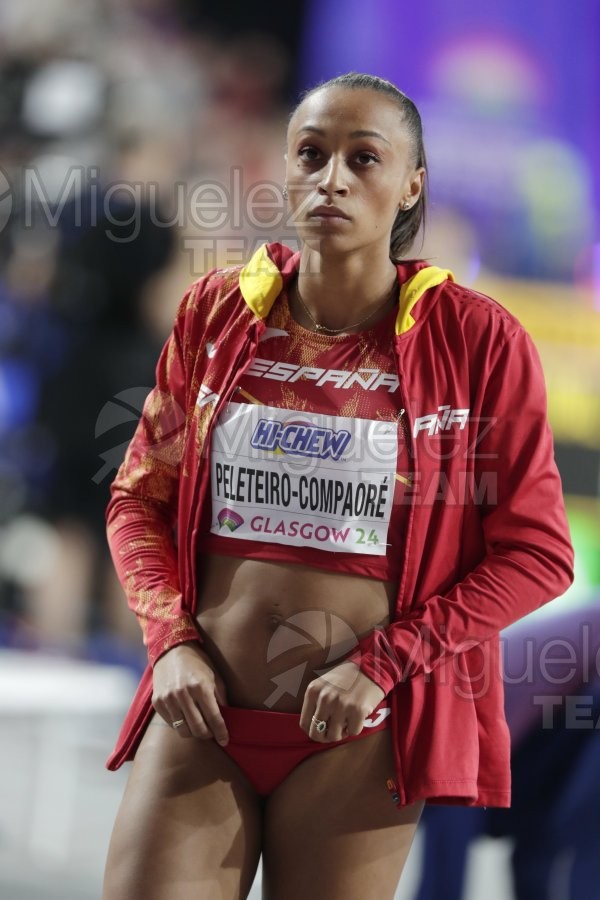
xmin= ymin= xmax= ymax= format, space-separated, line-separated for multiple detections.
xmin=317 ymin=156 xmax=349 ymax=197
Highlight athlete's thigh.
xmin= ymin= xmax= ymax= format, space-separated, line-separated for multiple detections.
xmin=103 ymin=713 xmax=263 ymax=900
xmin=262 ymin=729 xmax=423 ymax=900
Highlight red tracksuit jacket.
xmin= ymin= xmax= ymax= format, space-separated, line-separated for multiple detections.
xmin=105 ymin=242 xmax=574 ymax=807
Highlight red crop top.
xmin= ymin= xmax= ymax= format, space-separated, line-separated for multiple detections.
xmin=200 ymin=286 xmax=411 ymax=581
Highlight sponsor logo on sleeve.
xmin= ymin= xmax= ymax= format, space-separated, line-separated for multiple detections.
xmin=413 ymin=405 xmax=470 ymax=437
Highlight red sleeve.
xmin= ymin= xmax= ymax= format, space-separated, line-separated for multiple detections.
xmin=105 ymin=284 xmax=202 ymax=667
xmin=348 ymin=327 xmax=575 ymax=693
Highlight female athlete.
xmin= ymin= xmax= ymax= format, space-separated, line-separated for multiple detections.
xmin=102 ymin=73 xmax=573 ymax=900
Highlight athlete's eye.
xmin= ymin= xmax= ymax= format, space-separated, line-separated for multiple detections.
xmin=298 ymin=146 xmax=321 ymax=161
xmin=355 ymin=151 xmax=380 ymax=166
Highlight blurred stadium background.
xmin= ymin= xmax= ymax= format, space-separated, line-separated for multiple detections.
xmin=0 ymin=0 xmax=598 ymax=897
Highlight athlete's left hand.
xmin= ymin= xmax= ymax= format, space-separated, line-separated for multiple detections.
xmin=299 ymin=660 xmax=385 ymax=742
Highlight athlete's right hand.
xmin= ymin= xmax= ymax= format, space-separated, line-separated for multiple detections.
xmin=152 ymin=641 xmax=229 ymax=745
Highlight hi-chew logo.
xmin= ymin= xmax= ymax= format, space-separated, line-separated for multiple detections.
xmin=250 ymin=418 xmax=351 ymax=461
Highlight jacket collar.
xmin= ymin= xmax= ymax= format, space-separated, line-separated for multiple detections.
xmin=239 ymin=242 xmax=454 ymax=335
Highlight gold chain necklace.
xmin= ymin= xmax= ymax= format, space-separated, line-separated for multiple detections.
xmin=294 ymin=278 xmax=398 ymax=335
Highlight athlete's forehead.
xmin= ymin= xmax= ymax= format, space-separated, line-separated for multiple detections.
xmin=288 ymin=86 xmax=407 ymax=145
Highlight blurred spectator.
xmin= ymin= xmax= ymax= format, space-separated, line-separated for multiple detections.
xmin=0 ymin=0 xmax=294 ymax=661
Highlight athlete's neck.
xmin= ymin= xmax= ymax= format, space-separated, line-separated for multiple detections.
xmin=294 ymin=245 xmax=399 ymax=333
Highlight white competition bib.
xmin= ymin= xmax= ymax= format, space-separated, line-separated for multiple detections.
xmin=209 ymin=403 xmax=398 ymax=556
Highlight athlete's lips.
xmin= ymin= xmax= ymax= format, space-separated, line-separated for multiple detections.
xmin=309 ymin=205 xmax=351 ymax=220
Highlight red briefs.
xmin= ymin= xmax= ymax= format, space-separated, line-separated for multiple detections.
xmin=218 ymin=699 xmax=392 ymax=796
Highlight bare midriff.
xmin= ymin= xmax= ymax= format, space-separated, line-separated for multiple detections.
xmin=195 ymin=553 xmax=396 ymax=712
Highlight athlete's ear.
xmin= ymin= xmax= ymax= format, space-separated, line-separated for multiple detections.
xmin=406 ymin=168 xmax=425 ymax=205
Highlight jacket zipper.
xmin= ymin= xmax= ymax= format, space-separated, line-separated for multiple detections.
xmin=398 ymin=407 xmax=411 ymax=447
